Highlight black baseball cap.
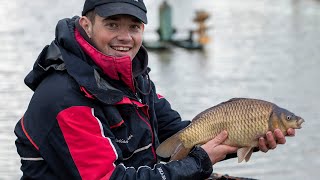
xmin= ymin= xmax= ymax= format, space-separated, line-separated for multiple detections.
xmin=82 ymin=0 xmax=148 ymax=24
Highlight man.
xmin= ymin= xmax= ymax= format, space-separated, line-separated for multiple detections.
xmin=14 ymin=0 xmax=295 ymax=179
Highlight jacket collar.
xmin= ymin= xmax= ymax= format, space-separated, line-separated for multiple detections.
xmin=75 ymin=28 xmax=136 ymax=91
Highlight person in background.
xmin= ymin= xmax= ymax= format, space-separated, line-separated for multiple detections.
xmin=14 ymin=0 xmax=295 ymax=179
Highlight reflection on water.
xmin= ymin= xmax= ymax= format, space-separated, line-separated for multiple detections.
xmin=1 ymin=0 xmax=319 ymax=179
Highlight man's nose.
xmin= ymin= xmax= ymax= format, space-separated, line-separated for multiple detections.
xmin=117 ymin=28 xmax=132 ymax=42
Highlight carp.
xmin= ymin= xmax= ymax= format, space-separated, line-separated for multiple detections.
xmin=156 ymin=98 xmax=304 ymax=163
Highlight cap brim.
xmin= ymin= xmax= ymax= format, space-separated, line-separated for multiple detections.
xmin=95 ymin=3 xmax=147 ymax=24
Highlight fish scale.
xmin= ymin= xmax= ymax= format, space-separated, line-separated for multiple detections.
xmin=156 ymin=98 xmax=304 ymax=162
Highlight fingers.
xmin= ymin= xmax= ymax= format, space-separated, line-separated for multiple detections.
xmin=259 ymin=137 xmax=268 ymax=153
xmin=259 ymin=130 xmax=279 ymax=153
xmin=202 ymin=144 xmax=238 ymax=164
xmin=201 ymin=131 xmax=237 ymax=164
xmin=266 ymin=131 xmax=277 ymax=149
xmin=287 ymin=128 xmax=295 ymax=137
xmin=201 ymin=130 xmax=228 ymax=153
xmin=258 ymin=135 xmax=276 ymax=153
xmin=213 ymin=130 xmax=228 ymax=144
xmin=259 ymin=129 xmax=290 ymax=153
xmin=223 ymin=145 xmax=238 ymax=154
xmin=274 ymin=129 xmax=286 ymax=144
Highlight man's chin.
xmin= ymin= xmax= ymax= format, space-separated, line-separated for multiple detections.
xmin=115 ymin=53 xmax=133 ymax=60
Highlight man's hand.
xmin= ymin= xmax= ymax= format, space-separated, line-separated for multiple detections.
xmin=258 ymin=128 xmax=296 ymax=153
xmin=201 ymin=131 xmax=238 ymax=165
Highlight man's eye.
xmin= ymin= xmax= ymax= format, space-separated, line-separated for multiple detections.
xmin=131 ymin=24 xmax=142 ymax=31
xmin=106 ymin=23 xmax=118 ymax=28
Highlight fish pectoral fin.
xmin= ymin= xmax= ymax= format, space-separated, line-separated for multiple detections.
xmin=156 ymin=133 xmax=182 ymax=158
xmin=170 ymin=144 xmax=192 ymax=161
xmin=237 ymin=147 xmax=254 ymax=163
xmin=244 ymin=148 xmax=253 ymax=162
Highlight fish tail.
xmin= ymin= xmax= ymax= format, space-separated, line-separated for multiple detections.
xmin=170 ymin=143 xmax=192 ymax=161
xmin=156 ymin=132 xmax=184 ymax=158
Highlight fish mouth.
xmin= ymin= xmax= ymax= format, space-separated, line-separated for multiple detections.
xmin=296 ymin=118 xmax=305 ymax=129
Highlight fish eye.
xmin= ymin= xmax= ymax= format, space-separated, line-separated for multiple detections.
xmin=287 ymin=116 xmax=291 ymax=120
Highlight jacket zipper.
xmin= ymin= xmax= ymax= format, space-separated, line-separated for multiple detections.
xmin=134 ymin=106 xmax=156 ymax=161
xmin=135 ymin=93 xmax=142 ymax=103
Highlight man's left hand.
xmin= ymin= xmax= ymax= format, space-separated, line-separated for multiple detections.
xmin=258 ymin=128 xmax=295 ymax=153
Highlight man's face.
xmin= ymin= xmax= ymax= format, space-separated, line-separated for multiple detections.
xmin=83 ymin=14 xmax=144 ymax=60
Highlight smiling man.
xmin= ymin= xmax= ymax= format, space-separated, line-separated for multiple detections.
xmin=81 ymin=14 xmax=144 ymax=58
xmin=14 ymin=0 xmax=295 ymax=179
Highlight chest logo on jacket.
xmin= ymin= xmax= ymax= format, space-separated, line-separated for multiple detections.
xmin=115 ymin=134 xmax=134 ymax=144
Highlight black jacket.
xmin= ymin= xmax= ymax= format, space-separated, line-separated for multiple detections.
xmin=14 ymin=16 xmax=213 ymax=180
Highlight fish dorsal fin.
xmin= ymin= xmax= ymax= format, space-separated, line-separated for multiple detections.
xmin=156 ymin=133 xmax=182 ymax=158
xmin=223 ymin=98 xmax=268 ymax=104
xmin=237 ymin=147 xmax=254 ymax=163
xmin=226 ymin=98 xmax=247 ymax=102
xmin=192 ymin=98 xmax=248 ymax=121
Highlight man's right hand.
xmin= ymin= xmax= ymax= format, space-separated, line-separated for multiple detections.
xmin=201 ymin=130 xmax=238 ymax=164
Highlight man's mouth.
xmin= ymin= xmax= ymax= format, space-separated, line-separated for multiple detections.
xmin=111 ymin=46 xmax=131 ymax=52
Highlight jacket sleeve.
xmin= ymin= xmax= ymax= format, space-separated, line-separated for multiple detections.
xmin=53 ymin=106 xmax=213 ymax=180
xmin=110 ymin=146 xmax=213 ymax=180
xmin=153 ymin=93 xmax=191 ymax=143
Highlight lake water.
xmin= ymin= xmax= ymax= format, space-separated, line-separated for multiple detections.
xmin=1 ymin=0 xmax=319 ymax=179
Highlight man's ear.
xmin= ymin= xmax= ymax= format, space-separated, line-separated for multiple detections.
xmin=79 ymin=16 xmax=93 ymax=38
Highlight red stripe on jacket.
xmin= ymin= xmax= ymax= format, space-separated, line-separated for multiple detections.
xmin=57 ymin=106 xmax=117 ymax=180
xmin=21 ymin=116 xmax=39 ymax=150
xmin=157 ymin=94 xmax=164 ymax=99
xmin=116 ymin=97 xmax=150 ymax=118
